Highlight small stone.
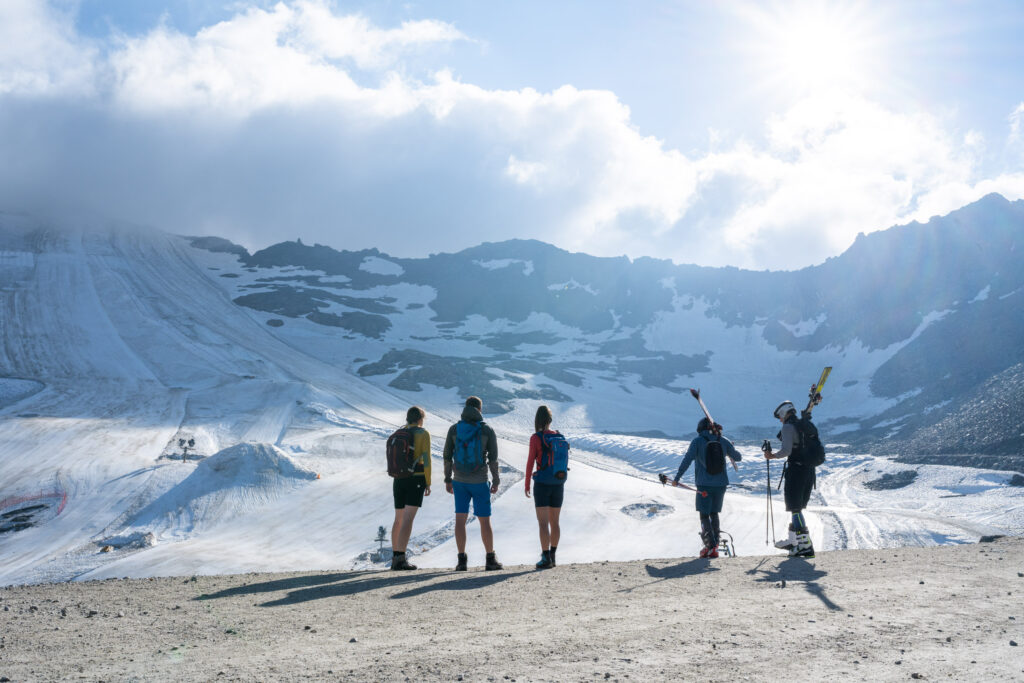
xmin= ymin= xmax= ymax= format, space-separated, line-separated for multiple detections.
xmin=100 ymin=545 xmax=113 ymax=553
xmin=1011 ymin=640 xmax=1018 ymax=647
xmin=895 ymin=660 xmax=902 ymax=665
xmin=87 ymin=610 xmax=98 ymax=617
xmin=919 ymin=581 xmax=924 ymax=585
xmin=304 ymin=625 xmax=311 ymax=631
xmin=911 ymin=674 xmax=925 ymax=680
xmin=117 ymin=612 xmax=125 ymax=618
xmin=349 ymin=637 xmax=357 ymax=643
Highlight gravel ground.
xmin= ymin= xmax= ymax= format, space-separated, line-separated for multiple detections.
xmin=1 ymin=538 xmax=1022 ymax=682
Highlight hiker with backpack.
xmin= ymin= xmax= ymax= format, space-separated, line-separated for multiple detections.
xmin=762 ymin=399 xmax=822 ymax=558
xmin=524 ymin=405 xmax=569 ymax=569
xmin=443 ymin=396 xmax=502 ymax=571
xmin=674 ymin=417 xmax=742 ymax=558
xmin=386 ymin=406 xmax=431 ymax=570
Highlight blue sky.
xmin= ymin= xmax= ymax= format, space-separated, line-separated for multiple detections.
xmin=2 ymin=1 xmax=1023 ymax=269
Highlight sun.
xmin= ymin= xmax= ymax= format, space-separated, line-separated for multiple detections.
xmin=738 ymin=1 xmax=886 ymax=98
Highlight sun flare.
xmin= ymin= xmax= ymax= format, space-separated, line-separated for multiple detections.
xmin=740 ymin=2 xmax=885 ymax=97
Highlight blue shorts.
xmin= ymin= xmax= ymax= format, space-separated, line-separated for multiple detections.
xmin=695 ymin=486 xmax=726 ymax=515
xmin=453 ymin=481 xmax=492 ymax=517
xmin=532 ymin=482 xmax=564 ymax=508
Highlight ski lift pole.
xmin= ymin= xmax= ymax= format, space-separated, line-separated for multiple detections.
xmin=688 ymin=388 xmax=738 ymax=472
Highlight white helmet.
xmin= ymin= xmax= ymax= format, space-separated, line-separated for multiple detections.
xmin=773 ymin=401 xmax=796 ymax=420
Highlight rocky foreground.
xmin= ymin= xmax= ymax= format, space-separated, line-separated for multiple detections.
xmin=1 ymin=538 xmax=1022 ymax=682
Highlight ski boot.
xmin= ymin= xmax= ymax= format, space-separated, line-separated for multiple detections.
xmin=455 ymin=552 xmax=468 ymax=571
xmin=390 ymin=552 xmax=417 ymax=570
xmin=775 ymin=524 xmax=798 ymax=552
xmin=485 ymin=552 xmax=503 ymax=571
xmin=791 ymin=532 xmax=815 ymax=559
xmin=535 ymin=550 xmax=552 ymax=569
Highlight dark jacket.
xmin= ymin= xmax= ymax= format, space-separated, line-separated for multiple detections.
xmin=443 ymin=405 xmax=500 ymax=485
xmin=675 ymin=430 xmax=741 ymax=488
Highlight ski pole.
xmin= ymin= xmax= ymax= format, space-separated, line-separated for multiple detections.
xmin=658 ymin=473 xmax=708 ymax=497
xmin=762 ymin=439 xmax=775 ymax=545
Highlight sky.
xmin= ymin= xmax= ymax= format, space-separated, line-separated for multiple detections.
xmin=1 ymin=0 xmax=1023 ymax=269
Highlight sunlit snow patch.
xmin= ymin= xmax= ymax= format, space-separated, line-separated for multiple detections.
xmin=119 ymin=443 xmax=318 ymax=539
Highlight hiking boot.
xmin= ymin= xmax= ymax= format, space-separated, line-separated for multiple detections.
xmin=775 ymin=525 xmax=797 ymax=551
xmin=549 ymin=547 xmax=557 ymax=567
xmin=391 ymin=555 xmax=417 ymax=571
xmin=455 ymin=552 xmax=468 ymax=571
xmin=535 ymin=550 xmax=552 ymax=569
xmin=485 ymin=552 xmax=503 ymax=571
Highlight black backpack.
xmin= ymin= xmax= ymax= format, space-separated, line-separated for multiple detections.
xmin=795 ymin=415 xmax=826 ymax=467
xmin=705 ymin=437 xmax=725 ymax=475
xmin=386 ymin=428 xmax=418 ymax=478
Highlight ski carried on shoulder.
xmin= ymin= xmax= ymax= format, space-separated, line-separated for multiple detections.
xmin=658 ymin=473 xmax=708 ymax=497
xmin=688 ymin=388 xmax=738 ymax=471
xmin=804 ymin=366 xmax=832 ymax=416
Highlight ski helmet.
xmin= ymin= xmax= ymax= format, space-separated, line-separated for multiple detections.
xmin=773 ymin=401 xmax=796 ymax=420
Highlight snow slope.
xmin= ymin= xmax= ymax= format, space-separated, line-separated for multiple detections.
xmin=0 ymin=220 xmax=1021 ymax=586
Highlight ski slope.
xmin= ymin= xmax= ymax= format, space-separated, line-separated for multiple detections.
xmin=0 ymin=221 xmax=1021 ymax=585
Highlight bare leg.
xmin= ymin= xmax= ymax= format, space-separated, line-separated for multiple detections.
xmin=391 ymin=508 xmax=403 ymax=552
xmin=548 ymin=506 xmax=561 ymax=549
xmin=534 ymin=506 xmax=550 ymax=550
xmin=478 ymin=516 xmax=494 ymax=554
xmin=394 ymin=505 xmax=419 ymax=552
xmin=455 ymin=513 xmax=468 ymax=554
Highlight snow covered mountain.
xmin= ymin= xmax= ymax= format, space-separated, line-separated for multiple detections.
xmin=0 ymin=195 xmax=1021 ymax=585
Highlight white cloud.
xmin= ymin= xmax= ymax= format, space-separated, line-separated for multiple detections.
xmin=0 ymin=0 xmax=97 ymax=96
xmin=0 ymin=1 xmax=1021 ymax=271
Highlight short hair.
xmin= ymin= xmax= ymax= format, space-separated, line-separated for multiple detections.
xmin=465 ymin=396 xmax=482 ymax=410
xmin=406 ymin=406 xmax=425 ymax=424
xmin=697 ymin=417 xmax=712 ymax=433
xmin=535 ymin=405 xmax=553 ymax=433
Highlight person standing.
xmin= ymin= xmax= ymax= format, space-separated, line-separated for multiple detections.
xmin=524 ymin=405 xmax=567 ymax=569
xmin=674 ymin=417 xmax=742 ymax=558
xmin=763 ymin=401 xmax=815 ymax=558
xmin=389 ymin=406 xmax=431 ymax=570
xmin=443 ymin=396 xmax=502 ymax=571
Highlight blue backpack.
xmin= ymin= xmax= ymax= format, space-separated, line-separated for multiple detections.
xmin=453 ymin=420 xmax=486 ymax=473
xmin=533 ymin=431 xmax=569 ymax=485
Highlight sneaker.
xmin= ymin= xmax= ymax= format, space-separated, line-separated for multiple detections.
xmin=549 ymin=546 xmax=557 ymax=567
xmin=535 ymin=550 xmax=552 ymax=569
xmin=485 ymin=552 xmax=503 ymax=571
xmin=455 ymin=552 xmax=468 ymax=571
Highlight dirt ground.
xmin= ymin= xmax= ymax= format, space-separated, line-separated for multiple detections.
xmin=1 ymin=538 xmax=1022 ymax=682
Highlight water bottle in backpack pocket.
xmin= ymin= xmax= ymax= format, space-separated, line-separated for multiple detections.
xmin=533 ymin=431 xmax=570 ymax=485
xmin=704 ymin=437 xmax=725 ymax=476
xmin=453 ymin=420 xmax=486 ymax=474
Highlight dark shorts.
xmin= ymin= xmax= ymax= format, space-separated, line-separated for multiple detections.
xmin=783 ymin=463 xmax=815 ymax=512
xmin=533 ymin=482 xmax=564 ymax=508
xmin=453 ymin=481 xmax=492 ymax=517
xmin=695 ymin=486 xmax=726 ymax=515
xmin=393 ymin=477 xmax=426 ymax=509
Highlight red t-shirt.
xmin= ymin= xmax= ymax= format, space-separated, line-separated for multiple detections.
xmin=525 ymin=429 xmax=557 ymax=493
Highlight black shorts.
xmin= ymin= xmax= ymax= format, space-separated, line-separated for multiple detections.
xmin=393 ymin=477 xmax=426 ymax=509
xmin=783 ymin=462 xmax=815 ymax=512
xmin=533 ymin=482 xmax=564 ymax=508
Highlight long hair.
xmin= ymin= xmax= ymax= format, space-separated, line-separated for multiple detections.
xmin=534 ymin=405 xmax=553 ymax=433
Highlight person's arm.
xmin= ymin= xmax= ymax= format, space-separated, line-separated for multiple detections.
xmin=725 ymin=437 xmax=741 ymax=462
xmin=485 ymin=425 xmax=500 ymax=492
xmin=675 ymin=441 xmax=696 ymax=483
xmin=443 ymin=425 xmax=455 ymax=491
xmin=773 ymin=423 xmax=796 ymax=460
xmin=417 ymin=430 xmax=432 ymax=491
xmin=525 ymin=434 xmax=539 ymax=495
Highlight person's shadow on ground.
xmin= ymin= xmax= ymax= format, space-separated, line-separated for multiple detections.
xmin=388 ymin=570 xmax=533 ymax=599
xmin=615 ymin=557 xmax=719 ymax=594
xmin=196 ymin=570 xmax=449 ymax=607
xmin=747 ymin=557 xmax=842 ymax=611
